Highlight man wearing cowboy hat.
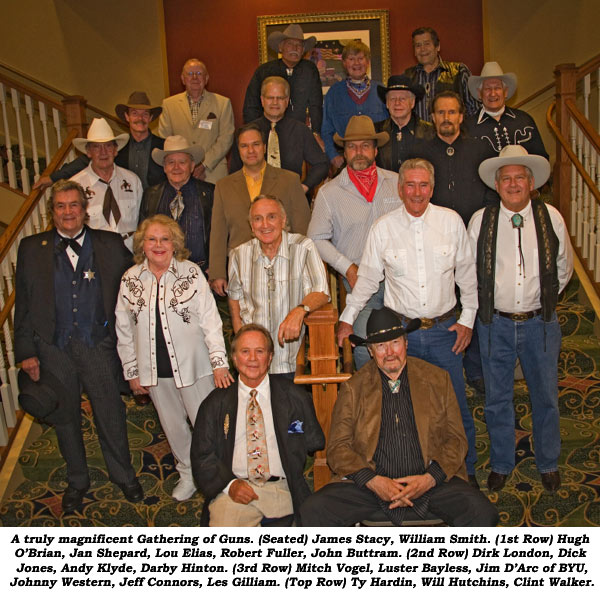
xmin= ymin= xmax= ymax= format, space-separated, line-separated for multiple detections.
xmin=139 ymin=135 xmax=212 ymax=274
xmin=337 ymin=158 xmax=480 ymax=484
xmin=158 ymin=58 xmax=234 ymax=184
xmin=70 ymin=117 xmax=142 ymax=252
xmin=308 ymin=115 xmax=400 ymax=369
xmin=374 ymin=75 xmax=434 ymax=172
xmin=301 ymin=307 xmax=498 ymax=526
xmin=468 ymin=146 xmax=573 ymax=493
xmin=464 ymin=62 xmax=548 ymax=159
xmin=403 ymin=26 xmax=480 ymax=122
xmin=322 ymin=40 xmax=389 ymax=171
xmin=243 ymin=24 xmax=323 ymax=134
xmin=35 ymin=92 xmax=166 ymax=191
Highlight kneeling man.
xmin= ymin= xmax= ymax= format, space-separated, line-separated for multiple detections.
xmin=191 ymin=324 xmax=325 ymax=526
xmin=301 ymin=307 xmax=498 ymax=526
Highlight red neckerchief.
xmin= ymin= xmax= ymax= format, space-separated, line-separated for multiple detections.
xmin=348 ymin=163 xmax=378 ymax=202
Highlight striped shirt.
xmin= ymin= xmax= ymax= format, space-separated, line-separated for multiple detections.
xmin=227 ymin=231 xmax=330 ymax=374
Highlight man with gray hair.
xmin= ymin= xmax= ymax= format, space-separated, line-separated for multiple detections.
xmin=228 ymin=195 xmax=329 ymax=378
xmin=159 ymin=58 xmax=234 ymax=183
xmin=231 ymin=76 xmax=328 ymax=193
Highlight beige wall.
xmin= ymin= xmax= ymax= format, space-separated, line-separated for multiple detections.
xmin=1 ymin=0 xmax=168 ymax=115
xmin=482 ymin=0 xmax=600 ymax=162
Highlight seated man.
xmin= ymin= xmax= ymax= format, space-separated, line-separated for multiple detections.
xmin=228 ymin=195 xmax=330 ymax=379
xmin=191 ymin=324 xmax=325 ymax=526
xmin=301 ymin=307 xmax=498 ymax=527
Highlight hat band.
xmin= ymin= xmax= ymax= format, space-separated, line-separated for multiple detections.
xmin=387 ymin=85 xmax=411 ymax=92
xmin=367 ymin=324 xmax=404 ymax=339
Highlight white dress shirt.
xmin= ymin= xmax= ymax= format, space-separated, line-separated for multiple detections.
xmin=57 ymin=228 xmax=86 ymax=269
xmin=467 ymin=201 xmax=573 ymax=312
xmin=228 ymin=375 xmax=285 ymax=492
xmin=71 ymin=163 xmax=142 ymax=251
xmin=340 ymin=203 xmax=478 ymax=328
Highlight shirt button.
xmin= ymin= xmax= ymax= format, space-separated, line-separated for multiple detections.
xmin=73 ymin=322 xmax=78 ymax=326
xmin=73 ymin=307 xmax=78 ymax=312
xmin=72 ymin=280 xmax=77 ymax=286
xmin=73 ymin=294 xmax=77 ymax=298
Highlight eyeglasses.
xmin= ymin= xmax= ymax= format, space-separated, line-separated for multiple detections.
xmin=144 ymin=236 xmax=173 ymax=246
xmin=185 ymin=71 xmax=205 ymax=78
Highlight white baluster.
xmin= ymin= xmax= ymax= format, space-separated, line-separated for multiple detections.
xmin=583 ymin=73 xmax=590 ymax=119
xmin=10 ymin=88 xmax=30 ymax=194
xmin=0 ymin=294 xmax=16 ymax=426
xmin=52 ymin=107 xmax=62 ymax=146
xmin=0 ymin=83 xmax=17 ymax=187
xmin=25 ymin=94 xmax=41 ymax=183
xmin=595 ymin=242 xmax=600 ymax=282
xmin=39 ymin=102 xmax=51 ymax=166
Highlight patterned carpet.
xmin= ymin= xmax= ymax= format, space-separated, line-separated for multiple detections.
xmin=1 ymin=278 xmax=599 ymax=527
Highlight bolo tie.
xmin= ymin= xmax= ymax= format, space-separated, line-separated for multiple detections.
xmin=511 ymin=213 xmax=526 ymax=277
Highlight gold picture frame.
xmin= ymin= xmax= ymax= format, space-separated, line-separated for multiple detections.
xmin=257 ymin=10 xmax=391 ymax=92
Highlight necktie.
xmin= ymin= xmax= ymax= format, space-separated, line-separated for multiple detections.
xmin=58 ymin=227 xmax=85 ymax=255
xmin=511 ymin=213 xmax=526 ymax=277
xmin=170 ymin=190 xmax=185 ymax=221
xmin=100 ymin=179 xmax=121 ymax=226
xmin=246 ymin=389 xmax=270 ymax=485
xmin=267 ymin=122 xmax=281 ymax=168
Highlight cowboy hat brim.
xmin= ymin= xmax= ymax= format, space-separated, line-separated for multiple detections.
xmin=350 ymin=317 xmax=422 ymax=346
xmin=267 ymin=32 xmax=317 ymax=54
xmin=468 ymin=72 xmax=517 ymax=100
xmin=73 ymin=133 xmax=130 ymax=153
xmin=152 ymin=144 xmax=205 ymax=166
xmin=115 ymin=103 xmax=162 ymax=123
xmin=479 ymin=152 xmax=551 ymax=189
xmin=377 ymin=81 xmax=425 ymax=104
xmin=334 ymin=130 xmax=389 ymax=148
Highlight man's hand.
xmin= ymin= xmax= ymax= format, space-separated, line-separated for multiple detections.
xmin=301 ymin=183 xmax=309 ymax=193
xmin=337 ymin=321 xmax=354 ymax=347
xmin=228 ymin=479 xmax=259 ymax=504
xmin=210 ymin=278 xmax=228 ymax=296
xmin=33 ymin=176 xmax=53 ymax=191
xmin=448 ymin=322 xmax=473 ymax=354
xmin=21 ymin=357 xmax=40 ymax=382
xmin=331 ymin=155 xmax=345 ymax=170
xmin=213 ymin=367 xmax=234 ymax=388
xmin=277 ymin=307 xmax=305 ymax=346
xmin=129 ymin=377 xmax=150 ymax=396
xmin=345 ymin=263 xmax=359 ymax=289
xmin=193 ymin=163 xmax=206 ymax=180
xmin=366 ymin=475 xmax=402 ymax=503
xmin=390 ymin=473 xmax=436 ymax=508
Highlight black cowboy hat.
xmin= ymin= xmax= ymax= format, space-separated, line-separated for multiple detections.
xmin=377 ymin=75 xmax=425 ymax=104
xmin=349 ymin=307 xmax=421 ymax=346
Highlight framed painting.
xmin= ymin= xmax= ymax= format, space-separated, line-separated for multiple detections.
xmin=257 ymin=10 xmax=391 ymax=93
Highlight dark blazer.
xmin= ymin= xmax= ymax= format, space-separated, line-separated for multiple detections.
xmin=14 ymin=227 xmax=132 ymax=363
xmin=191 ymin=375 xmax=325 ymax=523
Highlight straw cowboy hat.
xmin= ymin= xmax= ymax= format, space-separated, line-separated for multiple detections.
xmin=468 ymin=61 xmax=518 ymax=100
xmin=267 ymin=23 xmax=317 ymax=54
xmin=115 ymin=91 xmax=162 ymax=123
xmin=377 ymin=75 xmax=425 ymax=103
xmin=73 ymin=118 xmax=129 ymax=153
xmin=478 ymin=145 xmax=551 ymax=189
xmin=333 ymin=115 xmax=390 ymax=147
xmin=349 ymin=307 xmax=421 ymax=346
xmin=152 ymin=135 xmax=205 ymax=165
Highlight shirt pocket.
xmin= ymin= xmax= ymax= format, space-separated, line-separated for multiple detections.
xmin=433 ymin=244 xmax=456 ymax=273
xmin=383 ymin=249 xmax=408 ymax=276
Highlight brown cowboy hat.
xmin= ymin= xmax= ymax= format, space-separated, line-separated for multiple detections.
xmin=115 ymin=91 xmax=162 ymax=123
xmin=333 ymin=115 xmax=389 ymax=147
xmin=267 ymin=24 xmax=317 ymax=54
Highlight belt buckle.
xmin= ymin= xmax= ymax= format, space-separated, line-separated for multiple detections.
xmin=420 ymin=318 xmax=434 ymax=330
xmin=511 ymin=313 xmax=529 ymax=322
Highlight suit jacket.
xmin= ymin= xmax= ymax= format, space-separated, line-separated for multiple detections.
xmin=14 ymin=228 xmax=132 ymax=363
xmin=327 ymin=357 xmax=467 ymax=483
xmin=191 ymin=375 xmax=325 ymax=522
xmin=158 ymin=91 xmax=234 ymax=184
xmin=209 ymin=164 xmax=311 ymax=280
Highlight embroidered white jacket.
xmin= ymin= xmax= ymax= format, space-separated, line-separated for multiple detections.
xmin=115 ymin=258 xmax=228 ymax=388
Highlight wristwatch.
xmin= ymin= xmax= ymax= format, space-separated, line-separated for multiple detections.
xmin=299 ymin=303 xmax=311 ymax=314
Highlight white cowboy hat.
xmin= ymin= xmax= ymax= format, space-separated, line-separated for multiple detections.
xmin=267 ymin=24 xmax=317 ymax=54
xmin=468 ymin=62 xmax=518 ymax=100
xmin=152 ymin=135 xmax=205 ymax=165
xmin=478 ymin=145 xmax=551 ymax=189
xmin=73 ymin=118 xmax=129 ymax=153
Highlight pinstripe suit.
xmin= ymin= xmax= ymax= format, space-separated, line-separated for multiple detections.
xmin=15 ymin=228 xmax=137 ymax=489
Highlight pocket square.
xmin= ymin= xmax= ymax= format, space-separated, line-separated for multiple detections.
xmin=288 ymin=420 xmax=304 ymax=434
xmin=206 ymin=112 xmax=217 ymax=119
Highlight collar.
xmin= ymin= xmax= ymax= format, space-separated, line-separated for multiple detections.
xmin=399 ymin=202 xmax=431 ymax=226
xmin=86 ymin=162 xmax=116 ymax=184
xmin=239 ymin=374 xmax=270 ymax=399
xmin=186 ymin=91 xmax=204 ymax=104
xmin=242 ymin=161 xmax=266 ymax=181
xmin=391 ymin=113 xmax=417 ymax=132
xmin=139 ymin=256 xmax=178 ymax=279
xmin=252 ymin=230 xmax=290 ymax=263
xmin=415 ymin=56 xmax=449 ymax=74
xmin=500 ymin=200 xmax=532 ymax=221
xmin=477 ymin=106 xmax=516 ymax=124
xmin=56 ymin=227 xmax=86 ymax=244
xmin=168 ymin=176 xmax=195 ymax=194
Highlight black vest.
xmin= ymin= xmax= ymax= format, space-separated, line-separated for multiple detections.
xmin=53 ymin=231 xmax=108 ymax=348
xmin=476 ymin=199 xmax=559 ymax=324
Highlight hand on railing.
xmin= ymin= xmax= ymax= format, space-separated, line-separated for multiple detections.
xmin=32 ymin=175 xmax=53 ymax=191
xmin=337 ymin=320 xmax=353 ymax=347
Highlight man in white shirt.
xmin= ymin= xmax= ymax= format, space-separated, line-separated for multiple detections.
xmin=191 ymin=324 xmax=325 ymax=526
xmin=70 ymin=118 xmax=142 ymax=251
xmin=468 ymin=145 xmax=573 ymax=493
xmin=337 ymin=158 xmax=479 ymax=485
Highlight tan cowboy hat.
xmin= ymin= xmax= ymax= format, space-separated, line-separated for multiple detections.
xmin=267 ymin=23 xmax=316 ymax=54
xmin=152 ymin=135 xmax=205 ymax=165
xmin=115 ymin=91 xmax=162 ymax=123
xmin=73 ymin=118 xmax=130 ymax=153
xmin=478 ymin=145 xmax=550 ymax=189
xmin=333 ymin=115 xmax=389 ymax=147
xmin=468 ymin=62 xmax=518 ymax=100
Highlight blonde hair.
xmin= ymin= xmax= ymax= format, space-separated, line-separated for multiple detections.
xmin=132 ymin=215 xmax=190 ymax=264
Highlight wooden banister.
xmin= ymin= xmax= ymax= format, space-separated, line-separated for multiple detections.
xmin=0 ymin=73 xmax=64 ymax=113
xmin=565 ymin=98 xmax=600 ymax=151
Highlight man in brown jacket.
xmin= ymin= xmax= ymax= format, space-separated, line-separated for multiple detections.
xmin=209 ymin=122 xmax=311 ymax=296
xmin=300 ymin=307 xmax=498 ymax=526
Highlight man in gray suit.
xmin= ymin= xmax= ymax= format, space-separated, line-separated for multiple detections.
xmin=158 ymin=58 xmax=234 ymax=184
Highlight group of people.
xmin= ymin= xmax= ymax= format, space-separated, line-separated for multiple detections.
xmin=16 ymin=22 xmax=572 ymax=528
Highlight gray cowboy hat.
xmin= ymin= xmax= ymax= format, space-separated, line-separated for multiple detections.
xmin=478 ymin=145 xmax=551 ymax=189
xmin=468 ymin=62 xmax=518 ymax=100
xmin=73 ymin=118 xmax=129 ymax=153
xmin=268 ymin=24 xmax=317 ymax=54
xmin=152 ymin=135 xmax=205 ymax=165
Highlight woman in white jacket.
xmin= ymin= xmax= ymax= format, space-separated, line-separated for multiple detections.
xmin=116 ymin=215 xmax=233 ymax=501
